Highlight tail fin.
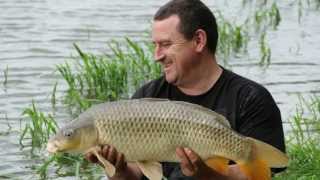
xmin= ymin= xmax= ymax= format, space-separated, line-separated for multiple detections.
xmin=248 ymin=137 xmax=288 ymax=168
xmin=237 ymin=137 xmax=289 ymax=180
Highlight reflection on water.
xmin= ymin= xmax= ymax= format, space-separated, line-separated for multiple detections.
xmin=0 ymin=0 xmax=320 ymax=179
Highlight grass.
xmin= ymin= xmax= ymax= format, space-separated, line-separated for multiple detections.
xmin=216 ymin=1 xmax=281 ymax=66
xmin=253 ymin=2 xmax=281 ymax=31
xmin=259 ymin=32 xmax=271 ymax=67
xmin=3 ymin=65 xmax=8 ymax=87
xmin=19 ymin=101 xmax=58 ymax=154
xmin=274 ymin=95 xmax=320 ymax=179
xmin=296 ymin=0 xmax=320 ymax=23
xmin=51 ymin=82 xmax=58 ymax=111
xmin=216 ymin=13 xmax=249 ymax=62
xmin=57 ymin=38 xmax=161 ymax=115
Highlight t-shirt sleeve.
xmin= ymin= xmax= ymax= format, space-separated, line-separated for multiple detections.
xmin=237 ymin=85 xmax=286 ymax=173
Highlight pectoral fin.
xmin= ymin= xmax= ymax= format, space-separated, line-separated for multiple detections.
xmin=87 ymin=146 xmax=116 ymax=177
xmin=136 ymin=161 xmax=163 ymax=180
xmin=205 ymin=156 xmax=229 ymax=175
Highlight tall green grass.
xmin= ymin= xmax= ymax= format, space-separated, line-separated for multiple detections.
xmin=217 ymin=14 xmax=249 ymax=62
xmin=217 ymin=1 xmax=281 ymax=66
xmin=57 ymin=38 xmax=161 ymax=115
xmin=19 ymin=101 xmax=58 ymax=154
xmin=259 ymin=32 xmax=271 ymax=67
xmin=2 ymin=65 xmax=8 ymax=87
xmin=275 ymin=96 xmax=320 ymax=179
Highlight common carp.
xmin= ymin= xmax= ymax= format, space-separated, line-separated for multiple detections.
xmin=47 ymin=98 xmax=288 ymax=180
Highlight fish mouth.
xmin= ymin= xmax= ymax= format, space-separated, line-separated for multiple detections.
xmin=47 ymin=141 xmax=60 ymax=153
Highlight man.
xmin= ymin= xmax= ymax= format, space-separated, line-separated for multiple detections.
xmin=85 ymin=0 xmax=286 ymax=179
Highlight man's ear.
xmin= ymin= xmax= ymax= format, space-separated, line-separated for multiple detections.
xmin=193 ymin=29 xmax=207 ymax=53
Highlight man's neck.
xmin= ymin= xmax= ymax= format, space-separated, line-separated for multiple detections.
xmin=177 ymin=56 xmax=222 ymax=96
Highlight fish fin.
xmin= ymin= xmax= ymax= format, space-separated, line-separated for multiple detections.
xmin=237 ymin=139 xmax=271 ymax=180
xmin=205 ymin=156 xmax=229 ymax=175
xmin=136 ymin=161 xmax=163 ymax=180
xmin=140 ymin=98 xmax=231 ymax=128
xmin=87 ymin=146 xmax=116 ymax=177
xmin=140 ymin=98 xmax=169 ymax=102
xmin=248 ymin=137 xmax=288 ymax=168
xmin=172 ymin=101 xmax=231 ymax=128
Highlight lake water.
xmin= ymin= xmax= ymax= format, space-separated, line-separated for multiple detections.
xmin=0 ymin=0 xmax=319 ymax=179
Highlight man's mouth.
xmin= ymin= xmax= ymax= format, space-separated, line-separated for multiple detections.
xmin=163 ymin=61 xmax=173 ymax=70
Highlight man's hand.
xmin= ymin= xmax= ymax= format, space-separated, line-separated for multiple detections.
xmin=176 ymin=147 xmax=248 ymax=180
xmin=85 ymin=145 xmax=142 ymax=180
xmin=176 ymin=147 xmax=219 ymax=179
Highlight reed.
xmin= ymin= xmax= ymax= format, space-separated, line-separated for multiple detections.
xmin=3 ymin=65 xmax=8 ymax=87
xmin=51 ymin=82 xmax=58 ymax=111
xmin=216 ymin=13 xmax=249 ymax=62
xmin=274 ymin=95 xmax=320 ymax=179
xmin=19 ymin=101 xmax=58 ymax=154
xmin=259 ymin=32 xmax=271 ymax=67
xmin=57 ymin=38 xmax=161 ymax=115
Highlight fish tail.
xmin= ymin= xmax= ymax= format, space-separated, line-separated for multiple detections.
xmin=237 ymin=153 xmax=270 ymax=180
xmin=237 ymin=137 xmax=288 ymax=180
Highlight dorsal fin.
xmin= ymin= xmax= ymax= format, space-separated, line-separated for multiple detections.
xmin=137 ymin=98 xmax=231 ymax=128
xmin=138 ymin=98 xmax=169 ymax=102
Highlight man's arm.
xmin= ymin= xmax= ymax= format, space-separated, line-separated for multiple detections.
xmin=85 ymin=145 xmax=143 ymax=180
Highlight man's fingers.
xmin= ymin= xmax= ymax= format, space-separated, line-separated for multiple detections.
xmin=106 ymin=146 xmax=118 ymax=165
xmin=184 ymin=148 xmax=203 ymax=168
xmin=101 ymin=145 xmax=110 ymax=158
xmin=85 ymin=152 xmax=98 ymax=163
xmin=176 ymin=147 xmax=196 ymax=176
xmin=115 ymin=153 xmax=127 ymax=171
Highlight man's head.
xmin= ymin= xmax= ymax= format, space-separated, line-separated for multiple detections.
xmin=151 ymin=0 xmax=219 ymax=86
xmin=154 ymin=0 xmax=218 ymax=55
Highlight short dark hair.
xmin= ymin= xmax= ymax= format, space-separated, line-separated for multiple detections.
xmin=154 ymin=0 xmax=219 ymax=54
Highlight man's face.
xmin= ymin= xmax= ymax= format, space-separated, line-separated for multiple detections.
xmin=151 ymin=15 xmax=197 ymax=86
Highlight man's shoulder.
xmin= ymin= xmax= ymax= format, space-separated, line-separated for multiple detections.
xmin=131 ymin=76 xmax=166 ymax=98
xmin=222 ymin=68 xmax=272 ymax=100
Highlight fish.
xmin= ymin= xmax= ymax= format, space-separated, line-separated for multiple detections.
xmin=47 ymin=98 xmax=288 ymax=180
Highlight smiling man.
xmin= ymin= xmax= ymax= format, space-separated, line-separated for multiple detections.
xmin=85 ymin=0 xmax=286 ymax=179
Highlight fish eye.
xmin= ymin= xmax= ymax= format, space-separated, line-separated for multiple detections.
xmin=63 ymin=129 xmax=74 ymax=137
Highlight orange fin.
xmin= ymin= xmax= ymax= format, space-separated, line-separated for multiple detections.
xmin=238 ymin=158 xmax=271 ymax=180
xmin=205 ymin=156 xmax=229 ymax=175
xmin=237 ymin=141 xmax=271 ymax=180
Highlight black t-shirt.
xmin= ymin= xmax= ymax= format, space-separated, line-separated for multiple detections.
xmin=132 ymin=67 xmax=286 ymax=179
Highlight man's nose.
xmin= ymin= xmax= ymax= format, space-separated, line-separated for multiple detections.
xmin=154 ymin=46 xmax=165 ymax=62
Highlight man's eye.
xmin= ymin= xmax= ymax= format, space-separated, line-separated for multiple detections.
xmin=160 ymin=42 xmax=171 ymax=48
